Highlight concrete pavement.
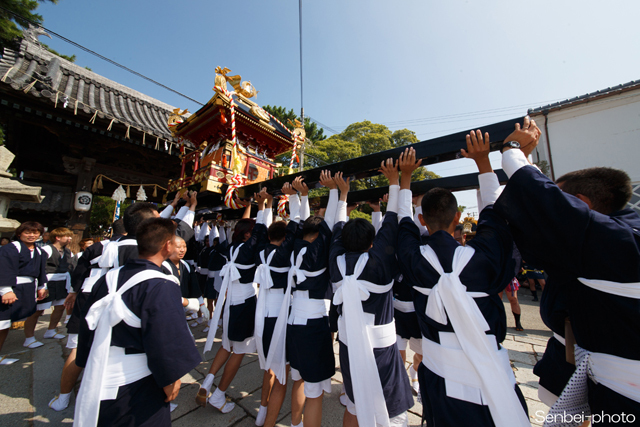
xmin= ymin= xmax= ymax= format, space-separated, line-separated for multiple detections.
xmin=0 ymin=296 xmax=553 ymax=426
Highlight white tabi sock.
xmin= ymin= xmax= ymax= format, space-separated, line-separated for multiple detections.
xmin=255 ymin=405 xmax=268 ymax=426
xmin=211 ymin=386 xmax=226 ymax=402
xmin=49 ymin=392 xmax=71 ymax=411
xmin=23 ymin=336 xmax=43 ymax=348
xmin=0 ymin=356 xmax=18 ymax=365
xmin=291 ymin=422 xmax=303 ymax=427
xmin=43 ymin=329 xmax=57 ymax=339
xmin=202 ymin=373 xmax=215 ymax=393
xmin=209 ymin=386 xmax=235 ymax=413
xmin=409 ymin=365 xmax=420 ymax=394
xmin=339 ymin=384 xmax=347 ymax=406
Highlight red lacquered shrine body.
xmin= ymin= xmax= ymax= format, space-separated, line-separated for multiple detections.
xmin=167 ymin=70 xmax=297 ymax=198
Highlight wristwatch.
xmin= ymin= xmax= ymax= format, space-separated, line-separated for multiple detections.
xmin=500 ymin=141 xmax=521 ymax=153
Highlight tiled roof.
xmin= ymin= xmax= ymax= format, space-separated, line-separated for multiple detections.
xmin=0 ymin=37 xmax=189 ymax=146
xmin=528 ymin=79 xmax=640 ymax=114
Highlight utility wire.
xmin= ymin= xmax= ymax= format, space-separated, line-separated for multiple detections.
xmin=0 ymin=5 xmax=204 ymax=106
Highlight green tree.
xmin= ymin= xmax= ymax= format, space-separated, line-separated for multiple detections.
xmin=306 ymin=121 xmax=440 ymax=190
xmin=262 ymin=105 xmax=326 ymax=143
xmin=42 ymin=43 xmax=75 ymax=62
xmin=263 ymin=105 xmax=327 ymax=173
xmin=89 ymin=195 xmax=131 ymax=235
xmin=0 ymin=0 xmax=58 ymax=52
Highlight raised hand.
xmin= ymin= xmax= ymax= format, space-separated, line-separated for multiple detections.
xmin=412 ymin=193 xmax=424 ymax=207
xmin=265 ymin=189 xmax=274 ymax=209
xmin=334 ymin=172 xmax=350 ymax=202
xmin=398 ymin=147 xmax=422 ymax=175
xmin=381 ymin=193 xmax=389 ymax=204
xmin=281 ymin=182 xmax=297 ymax=196
xmin=292 ymin=176 xmax=309 ymax=196
xmin=171 ymin=191 xmax=181 ymax=208
xmin=461 ymin=130 xmax=492 ymax=174
xmin=319 ymin=170 xmax=336 ymax=190
xmin=399 ymin=148 xmax=422 ymax=189
xmin=379 ymin=158 xmax=399 ymax=186
xmin=366 ymin=200 xmax=381 ymax=212
xmin=461 ymin=130 xmax=490 ymax=161
xmin=254 ymin=188 xmax=267 ymax=205
xmin=503 ymin=116 xmax=541 ymax=157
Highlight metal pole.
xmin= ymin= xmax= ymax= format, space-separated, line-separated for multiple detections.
xmin=298 ymin=0 xmax=305 ymax=172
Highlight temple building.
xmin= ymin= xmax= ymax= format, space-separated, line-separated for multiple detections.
xmin=0 ymin=27 xmax=192 ymax=236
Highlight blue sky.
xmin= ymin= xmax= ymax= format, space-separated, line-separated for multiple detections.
xmin=36 ymin=0 xmax=640 ymax=215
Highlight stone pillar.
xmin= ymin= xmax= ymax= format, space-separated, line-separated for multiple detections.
xmin=0 ymin=146 xmax=43 ymax=234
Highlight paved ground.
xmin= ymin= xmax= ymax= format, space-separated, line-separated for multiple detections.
xmin=0 ymin=292 xmax=552 ymax=426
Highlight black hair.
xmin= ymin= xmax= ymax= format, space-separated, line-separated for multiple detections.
xmin=232 ymin=218 xmax=255 ymax=243
xmin=268 ymin=221 xmax=287 ymax=242
xmin=136 ymin=218 xmax=176 ymax=257
xmin=15 ymin=221 xmax=44 ymax=238
xmin=556 ymin=167 xmax=632 ymax=215
xmin=421 ymin=188 xmax=458 ymax=231
xmin=123 ymin=203 xmax=157 ymax=235
xmin=302 ymin=216 xmax=324 ymax=238
xmin=342 ymin=218 xmax=375 ymax=252
xmin=112 ymin=218 xmax=126 ymax=235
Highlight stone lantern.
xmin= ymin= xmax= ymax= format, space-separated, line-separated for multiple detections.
xmin=0 ymin=146 xmax=43 ymax=233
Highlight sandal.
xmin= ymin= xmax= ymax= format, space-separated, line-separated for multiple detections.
xmin=195 ymin=388 xmax=211 ymax=407
xmin=208 ymin=395 xmax=235 ymax=414
xmin=24 ymin=340 xmax=44 ymax=349
xmin=0 ymin=355 xmax=18 ymax=365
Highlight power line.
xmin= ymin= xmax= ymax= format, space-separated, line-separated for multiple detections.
xmin=0 ymin=5 xmax=205 ymax=106
xmin=329 ymin=97 xmax=566 ymax=131
xmin=307 ymin=116 xmax=339 ymax=135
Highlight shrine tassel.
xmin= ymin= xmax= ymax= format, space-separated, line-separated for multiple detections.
xmin=1 ymin=66 xmax=13 ymax=82
xmin=23 ymin=79 xmax=37 ymax=94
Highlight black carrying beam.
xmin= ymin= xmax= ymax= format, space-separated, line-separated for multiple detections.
xmin=235 ymin=116 xmax=523 ymax=198
xmin=344 ymin=169 xmax=508 ymax=204
xmin=203 ymin=170 xmax=508 ymax=220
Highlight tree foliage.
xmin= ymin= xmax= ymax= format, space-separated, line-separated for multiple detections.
xmin=263 ymin=105 xmax=327 ymax=173
xmin=89 ymin=195 xmax=131 ymax=235
xmin=0 ymin=0 xmax=58 ymax=52
xmin=305 ymin=120 xmax=440 ymax=190
xmin=42 ymin=43 xmax=75 ymax=62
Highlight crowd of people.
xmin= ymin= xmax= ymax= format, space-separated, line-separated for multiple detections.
xmin=0 ymin=116 xmax=638 ymax=427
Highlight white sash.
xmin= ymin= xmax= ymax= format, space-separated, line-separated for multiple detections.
xmin=74 ymin=267 xmax=178 ymax=427
xmin=333 ymin=253 xmax=394 ymax=427
xmin=46 ymin=272 xmax=72 ymax=293
xmin=16 ymin=276 xmax=35 ymax=285
xmin=416 ymin=245 xmax=529 ymax=427
xmin=578 ymin=277 xmax=640 ymax=299
xmin=264 ymin=247 xmax=324 ymax=385
xmin=288 ymin=291 xmax=330 ymax=325
xmin=545 ymin=345 xmax=640 ymax=427
xmin=255 ymin=249 xmax=290 ymax=370
xmin=203 ymin=244 xmax=255 ymax=354
xmin=98 ymin=240 xmax=137 ymax=269
xmin=393 ymin=298 xmax=415 ymax=313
